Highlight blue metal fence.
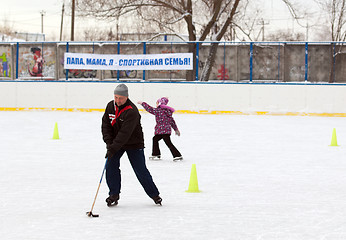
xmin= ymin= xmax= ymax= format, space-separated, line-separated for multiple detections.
xmin=1 ymin=41 xmax=345 ymax=83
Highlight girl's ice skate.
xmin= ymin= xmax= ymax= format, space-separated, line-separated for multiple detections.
xmin=173 ymin=156 xmax=183 ymax=161
xmin=149 ymin=155 xmax=161 ymax=160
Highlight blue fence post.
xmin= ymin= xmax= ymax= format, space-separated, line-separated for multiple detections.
xmin=117 ymin=42 xmax=120 ymax=81
xmin=16 ymin=42 xmax=19 ymax=80
xmin=305 ymin=42 xmax=308 ymax=82
xmin=170 ymin=41 xmax=173 ymax=82
xmin=41 ymin=42 xmax=44 ymax=80
xmin=92 ymin=42 xmax=95 ymax=80
xmin=143 ymin=42 xmax=146 ymax=81
xmin=333 ymin=42 xmax=336 ymax=83
xmin=65 ymin=42 xmax=69 ymax=81
xmin=195 ymin=42 xmax=199 ymax=81
xmin=223 ymin=42 xmax=226 ymax=80
xmin=249 ymin=42 xmax=253 ymax=82
xmin=278 ymin=43 xmax=280 ymax=81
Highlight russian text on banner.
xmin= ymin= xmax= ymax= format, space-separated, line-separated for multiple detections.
xmin=64 ymin=52 xmax=193 ymax=71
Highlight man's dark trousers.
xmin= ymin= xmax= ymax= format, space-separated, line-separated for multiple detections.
xmin=106 ymin=149 xmax=160 ymax=198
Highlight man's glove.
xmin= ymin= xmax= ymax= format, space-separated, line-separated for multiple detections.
xmin=175 ymin=130 xmax=180 ymax=136
xmin=106 ymin=144 xmax=115 ymax=159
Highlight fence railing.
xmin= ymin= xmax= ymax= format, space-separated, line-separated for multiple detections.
xmin=0 ymin=41 xmax=345 ymax=83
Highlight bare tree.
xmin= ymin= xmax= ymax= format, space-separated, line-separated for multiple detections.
xmin=83 ymin=28 xmax=117 ymax=41
xmin=315 ymin=0 xmax=346 ymax=41
xmin=266 ymin=30 xmax=305 ymax=41
xmin=199 ymin=0 xmax=241 ymax=81
xmin=0 ymin=18 xmax=17 ymax=40
xmin=76 ymin=0 xmax=241 ymax=80
xmin=231 ymin=1 xmax=263 ymax=41
xmin=76 ymin=0 xmax=298 ymax=81
xmin=315 ymin=0 xmax=346 ymax=82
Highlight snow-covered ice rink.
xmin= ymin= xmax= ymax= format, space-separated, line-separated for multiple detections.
xmin=1 ymin=110 xmax=346 ymax=240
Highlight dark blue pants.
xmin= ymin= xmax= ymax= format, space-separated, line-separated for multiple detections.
xmin=106 ymin=148 xmax=160 ymax=198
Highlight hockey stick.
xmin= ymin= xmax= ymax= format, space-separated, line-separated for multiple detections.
xmin=86 ymin=157 xmax=108 ymax=218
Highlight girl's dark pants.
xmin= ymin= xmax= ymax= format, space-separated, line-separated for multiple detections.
xmin=152 ymin=134 xmax=181 ymax=158
xmin=106 ymin=149 xmax=160 ymax=198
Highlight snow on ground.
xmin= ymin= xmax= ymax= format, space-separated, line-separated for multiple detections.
xmin=1 ymin=111 xmax=346 ymax=240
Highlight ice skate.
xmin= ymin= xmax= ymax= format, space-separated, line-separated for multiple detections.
xmin=152 ymin=195 xmax=162 ymax=205
xmin=149 ymin=155 xmax=161 ymax=160
xmin=173 ymin=156 xmax=183 ymax=161
xmin=106 ymin=194 xmax=119 ymax=207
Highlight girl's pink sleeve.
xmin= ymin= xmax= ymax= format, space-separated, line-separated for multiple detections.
xmin=142 ymin=102 xmax=156 ymax=115
xmin=170 ymin=117 xmax=178 ymax=131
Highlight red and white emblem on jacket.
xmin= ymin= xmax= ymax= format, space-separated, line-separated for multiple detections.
xmin=108 ymin=114 xmax=115 ymax=122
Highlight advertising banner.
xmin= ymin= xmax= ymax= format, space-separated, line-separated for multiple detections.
xmin=64 ymin=52 xmax=193 ymax=70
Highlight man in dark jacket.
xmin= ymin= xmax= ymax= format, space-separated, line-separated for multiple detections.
xmin=101 ymin=84 xmax=162 ymax=206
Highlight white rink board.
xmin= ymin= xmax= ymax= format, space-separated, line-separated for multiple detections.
xmin=1 ymin=82 xmax=346 ymax=115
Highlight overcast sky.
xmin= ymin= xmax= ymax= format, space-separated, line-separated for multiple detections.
xmin=2 ymin=0 xmax=321 ymax=41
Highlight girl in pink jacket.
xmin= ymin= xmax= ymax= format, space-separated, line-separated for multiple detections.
xmin=138 ymin=97 xmax=183 ymax=161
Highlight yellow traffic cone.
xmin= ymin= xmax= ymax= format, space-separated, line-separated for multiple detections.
xmin=330 ymin=128 xmax=338 ymax=146
xmin=186 ymin=164 xmax=201 ymax=193
xmin=52 ymin=122 xmax=60 ymax=140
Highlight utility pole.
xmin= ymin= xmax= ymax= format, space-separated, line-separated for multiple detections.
xmin=257 ymin=19 xmax=269 ymax=41
xmin=116 ymin=14 xmax=120 ymax=40
xmin=40 ymin=10 xmax=46 ymax=34
xmin=71 ymin=0 xmax=75 ymax=41
xmin=292 ymin=16 xmax=303 ymax=35
xmin=306 ymin=21 xmax=309 ymax=41
xmin=60 ymin=3 xmax=65 ymax=41
xmin=305 ymin=15 xmax=309 ymax=41
xmin=230 ymin=23 xmax=235 ymax=41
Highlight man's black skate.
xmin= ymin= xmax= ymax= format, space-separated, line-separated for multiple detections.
xmin=106 ymin=194 xmax=119 ymax=207
xmin=152 ymin=196 xmax=162 ymax=205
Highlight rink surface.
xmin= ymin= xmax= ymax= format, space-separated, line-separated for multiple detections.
xmin=1 ymin=111 xmax=346 ymax=240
